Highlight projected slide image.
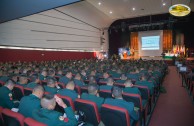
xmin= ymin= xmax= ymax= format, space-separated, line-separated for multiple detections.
xmin=141 ymin=36 xmax=160 ymax=50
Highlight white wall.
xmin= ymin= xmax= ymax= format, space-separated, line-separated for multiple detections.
xmin=0 ymin=1 xmax=112 ymax=52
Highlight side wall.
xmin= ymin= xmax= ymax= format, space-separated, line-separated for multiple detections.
xmin=0 ymin=49 xmax=94 ymax=62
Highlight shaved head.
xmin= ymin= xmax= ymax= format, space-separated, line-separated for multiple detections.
xmin=41 ymin=94 xmax=56 ymax=110
xmin=66 ymin=81 xmax=75 ymax=90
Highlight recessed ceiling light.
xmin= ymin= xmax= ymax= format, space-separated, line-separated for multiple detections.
xmin=109 ymin=11 xmax=113 ymax=14
xmin=163 ymin=3 xmax=166 ymax=6
xmin=132 ymin=8 xmax=135 ymax=11
xmin=98 ymin=2 xmax=101 ymax=5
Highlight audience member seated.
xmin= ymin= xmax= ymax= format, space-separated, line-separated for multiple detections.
xmin=32 ymin=94 xmax=77 ymax=126
xmin=57 ymin=81 xmax=80 ymax=101
xmin=80 ymin=70 xmax=87 ymax=81
xmin=123 ymin=79 xmax=141 ymax=96
xmin=17 ymin=75 xmax=28 ymax=87
xmin=56 ymin=70 xmax=63 ymax=77
xmin=104 ymin=86 xmax=139 ymax=126
xmin=59 ymin=71 xmax=72 ymax=85
xmin=0 ymin=79 xmax=19 ymax=109
xmin=0 ymin=70 xmax=9 ymax=82
xmin=26 ymin=74 xmax=40 ymax=89
xmin=10 ymin=74 xmax=18 ymax=83
xmin=44 ymin=78 xmax=58 ymax=94
xmin=73 ymin=73 xmax=86 ymax=87
xmin=99 ymin=77 xmax=114 ymax=91
xmin=81 ymin=84 xmax=104 ymax=111
xmin=47 ymin=70 xmax=56 ymax=79
xmin=99 ymin=72 xmax=110 ymax=83
xmin=39 ymin=70 xmax=47 ymax=81
xmin=18 ymin=85 xmax=44 ymax=118
xmin=115 ymin=74 xmax=127 ymax=84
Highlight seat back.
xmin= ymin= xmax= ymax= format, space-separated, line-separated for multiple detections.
xmin=122 ymin=93 xmax=142 ymax=111
xmin=57 ymin=82 xmax=65 ymax=89
xmin=56 ymin=95 xmax=75 ymax=111
xmin=2 ymin=108 xmax=24 ymax=126
xmin=75 ymin=86 xmax=81 ymax=95
xmin=74 ymin=99 xmax=100 ymax=126
xmin=0 ymin=106 xmax=4 ymax=126
xmin=101 ymin=104 xmax=130 ymax=126
xmin=80 ymin=86 xmax=88 ymax=94
xmin=114 ymin=83 xmax=125 ymax=88
xmin=133 ymin=85 xmax=150 ymax=100
xmin=24 ymin=117 xmax=46 ymax=126
xmin=99 ymin=90 xmax=112 ymax=99
xmin=12 ymin=85 xmax=24 ymax=101
xmin=24 ymin=88 xmax=33 ymax=96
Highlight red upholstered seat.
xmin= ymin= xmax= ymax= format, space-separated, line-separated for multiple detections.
xmin=122 ymin=93 xmax=148 ymax=126
xmin=101 ymin=104 xmax=130 ymax=126
xmin=75 ymin=85 xmax=81 ymax=95
xmin=24 ymin=88 xmax=33 ymax=96
xmin=2 ymin=108 xmax=25 ymax=126
xmin=74 ymin=99 xmax=100 ymax=126
xmin=24 ymin=117 xmax=46 ymax=126
xmin=56 ymin=94 xmax=75 ymax=111
xmin=99 ymin=90 xmax=112 ymax=99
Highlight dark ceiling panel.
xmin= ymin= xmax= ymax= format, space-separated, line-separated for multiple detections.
xmin=0 ymin=0 xmax=81 ymax=23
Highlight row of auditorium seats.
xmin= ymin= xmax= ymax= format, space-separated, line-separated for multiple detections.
xmin=0 ymin=101 xmax=133 ymax=126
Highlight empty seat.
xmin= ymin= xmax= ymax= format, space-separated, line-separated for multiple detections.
xmin=12 ymin=85 xmax=24 ymax=101
xmin=24 ymin=117 xmax=46 ymax=126
xmin=2 ymin=108 xmax=25 ymax=126
xmin=74 ymin=99 xmax=100 ymax=126
xmin=101 ymin=104 xmax=130 ymax=126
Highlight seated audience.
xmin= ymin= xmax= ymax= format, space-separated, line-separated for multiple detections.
xmin=32 ymin=94 xmax=77 ymax=126
xmin=104 ymin=86 xmax=139 ymax=126
xmin=81 ymin=84 xmax=104 ymax=111
xmin=18 ymin=85 xmax=44 ymax=118
xmin=73 ymin=73 xmax=86 ymax=87
xmin=44 ymin=78 xmax=58 ymax=94
xmin=26 ymin=74 xmax=40 ymax=89
xmin=17 ymin=75 xmax=28 ymax=87
xmin=59 ymin=71 xmax=72 ymax=85
xmin=123 ymin=79 xmax=141 ymax=96
xmin=99 ymin=77 xmax=114 ymax=91
xmin=0 ymin=79 xmax=19 ymax=109
xmin=57 ymin=81 xmax=79 ymax=101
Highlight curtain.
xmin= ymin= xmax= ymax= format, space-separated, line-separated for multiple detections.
xmin=163 ymin=30 xmax=172 ymax=51
xmin=130 ymin=32 xmax=138 ymax=50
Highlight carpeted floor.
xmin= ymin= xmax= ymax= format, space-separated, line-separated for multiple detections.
xmin=149 ymin=66 xmax=194 ymax=126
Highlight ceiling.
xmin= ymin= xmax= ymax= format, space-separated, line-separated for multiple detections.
xmin=0 ymin=0 xmax=81 ymax=23
xmin=86 ymin=0 xmax=194 ymax=21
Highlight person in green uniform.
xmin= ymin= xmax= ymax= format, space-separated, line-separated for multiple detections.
xmin=18 ymin=85 xmax=44 ymax=118
xmin=57 ymin=81 xmax=80 ymax=101
xmin=73 ymin=74 xmax=86 ymax=87
xmin=0 ymin=79 xmax=19 ymax=109
xmin=59 ymin=71 xmax=72 ymax=85
xmin=99 ymin=77 xmax=114 ymax=91
xmin=81 ymin=84 xmax=104 ymax=111
xmin=39 ymin=70 xmax=47 ymax=81
xmin=32 ymin=94 xmax=78 ymax=126
xmin=17 ymin=75 xmax=28 ymax=87
xmin=115 ymin=74 xmax=127 ymax=84
xmin=44 ymin=78 xmax=58 ymax=94
xmin=123 ymin=79 xmax=141 ymax=96
xmin=26 ymin=74 xmax=40 ymax=89
xmin=104 ymin=86 xmax=139 ymax=126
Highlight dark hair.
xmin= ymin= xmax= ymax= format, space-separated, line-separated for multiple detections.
xmin=30 ymin=74 xmax=39 ymax=82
